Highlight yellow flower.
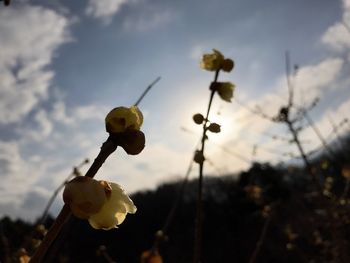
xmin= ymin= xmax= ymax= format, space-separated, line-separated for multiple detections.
xmin=200 ymin=49 xmax=235 ymax=72
xmin=88 ymin=182 xmax=137 ymax=230
xmin=105 ymin=106 xmax=143 ymax=133
xmin=210 ymin=82 xmax=235 ymax=102
xmin=342 ymin=165 xmax=350 ymax=179
xmin=63 ymin=177 xmax=108 ymax=219
xmin=141 ymin=249 xmax=163 ymax=263
xmin=200 ymin=49 xmax=225 ymax=71
xmin=63 ymin=178 xmax=136 ymax=230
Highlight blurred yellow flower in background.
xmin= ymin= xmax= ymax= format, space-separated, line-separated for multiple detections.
xmin=141 ymin=249 xmax=163 ymax=263
xmin=105 ymin=106 xmax=143 ymax=133
xmin=342 ymin=165 xmax=350 ymax=179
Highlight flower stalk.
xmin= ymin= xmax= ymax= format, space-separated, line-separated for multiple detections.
xmin=193 ymin=71 xmax=219 ymax=263
xmin=193 ymin=49 xmax=235 ymax=263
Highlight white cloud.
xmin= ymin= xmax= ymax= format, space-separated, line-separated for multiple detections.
xmin=123 ymin=9 xmax=175 ymax=32
xmin=98 ymin=143 xmax=193 ymax=193
xmin=0 ymin=141 xmax=46 ymax=205
xmin=0 ymin=5 xmax=70 ymax=124
xmin=25 ymin=110 xmax=53 ymax=141
xmin=322 ymin=23 xmax=350 ymax=51
xmin=51 ymin=101 xmax=107 ymax=125
xmin=190 ymin=45 xmax=205 ymax=61
xmin=229 ymin=54 xmax=347 ymax=166
xmin=85 ymin=0 xmax=128 ymax=24
xmin=321 ymin=0 xmax=350 ymax=52
xmin=293 ymin=58 xmax=344 ymax=103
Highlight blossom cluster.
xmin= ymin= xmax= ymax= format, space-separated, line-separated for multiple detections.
xmin=63 ymin=106 xmax=143 ymax=230
xmin=201 ymin=49 xmax=236 ymax=102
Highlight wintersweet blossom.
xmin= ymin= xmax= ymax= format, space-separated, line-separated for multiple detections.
xmin=105 ymin=106 xmax=143 ymax=133
xmin=63 ymin=177 xmax=108 ymax=219
xmin=210 ymin=82 xmax=235 ymax=102
xmin=342 ymin=165 xmax=350 ymax=179
xmin=200 ymin=49 xmax=224 ymax=71
xmin=63 ymin=177 xmax=136 ymax=230
xmin=200 ymin=49 xmax=234 ymax=72
xmin=141 ymin=249 xmax=163 ymax=263
xmin=88 ymin=182 xmax=137 ymax=230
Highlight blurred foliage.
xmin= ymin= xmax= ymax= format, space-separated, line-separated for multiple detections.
xmin=1 ymin=135 xmax=350 ymax=263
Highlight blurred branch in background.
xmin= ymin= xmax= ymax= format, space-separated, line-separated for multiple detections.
xmin=40 ymin=159 xmax=89 ymax=225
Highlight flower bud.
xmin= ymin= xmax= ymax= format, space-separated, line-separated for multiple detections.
xmin=221 ymin=59 xmax=234 ymax=72
xmin=105 ymin=106 xmax=143 ymax=133
xmin=194 ymin=150 xmax=205 ymax=164
xmin=193 ymin=113 xmax=204 ymax=124
xmin=207 ymin=123 xmax=221 ymax=133
xmin=111 ymin=129 xmax=145 ymax=155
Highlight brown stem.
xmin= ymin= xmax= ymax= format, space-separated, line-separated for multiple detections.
xmin=29 ymin=138 xmax=117 ymax=263
xmin=285 ymin=119 xmax=321 ymax=192
xmin=193 ymin=70 xmax=219 ymax=263
xmin=248 ymin=215 xmax=272 ymax=263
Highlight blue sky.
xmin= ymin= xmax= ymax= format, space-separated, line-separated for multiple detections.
xmin=0 ymin=0 xmax=349 ymax=220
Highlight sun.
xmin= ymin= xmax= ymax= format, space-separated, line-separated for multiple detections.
xmin=208 ymin=111 xmax=238 ymax=144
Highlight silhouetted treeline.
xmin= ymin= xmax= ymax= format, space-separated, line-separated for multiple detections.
xmin=1 ymin=135 xmax=350 ymax=263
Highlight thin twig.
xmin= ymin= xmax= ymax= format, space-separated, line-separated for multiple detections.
xmin=248 ymin=215 xmax=272 ymax=263
xmin=162 ymin=157 xmax=195 ymax=233
xmin=134 ymin=77 xmax=161 ymax=106
xmin=40 ymin=159 xmax=88 ymax=224
xmin=285 ymin=51 xmax=293 ymax=108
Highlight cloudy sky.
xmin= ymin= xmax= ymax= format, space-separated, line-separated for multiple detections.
xmin=0 ymin=0 xmax=349 ymax=220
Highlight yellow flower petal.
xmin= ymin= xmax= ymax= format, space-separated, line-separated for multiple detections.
xmin=63 ymin=177 xmax=108 ymax=219
xmin=200 ymin=49 xmax=225 ymax=71
xmin=88 ymin=182 xmax=137 ymax=230
xmin=216 ymin=82 xmax=235 ymax=102
xmin=105 ymin=106 xmax=143 ymax=133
